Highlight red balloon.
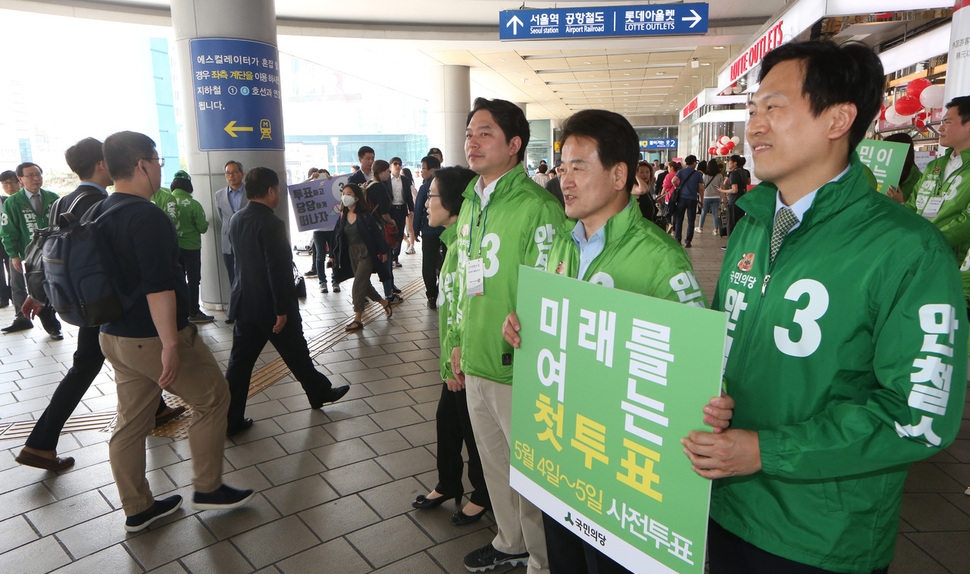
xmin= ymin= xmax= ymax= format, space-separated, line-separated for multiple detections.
xmin=709 ymin=146 xmax=718 ymax=155
xmin=879 ymin=104 xmax=887 ymax=120
xmin=916 ymin=118 xmax=926 ymax=131
xmin=906 ymin=78 xmax=932 ymax=99
xmin=726 ymin=141 xmax=736 ymax=150
xmin=718 ymin=146 xmax=730 ymax=156
xmin=894 ymin=95 xmax=922 ymax=116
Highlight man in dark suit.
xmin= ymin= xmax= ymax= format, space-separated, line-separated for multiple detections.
xmin=224 ymin=167 xmax=349 ymax=436
xmin=386 ymin=156 xmax=414 ymax=268
xmin=347 ymin=145 xmax=375 ymax=185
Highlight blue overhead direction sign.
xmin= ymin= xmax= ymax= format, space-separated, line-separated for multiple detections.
xmin=190 ymin=38 xmax=285 ymax=151
xmin=499 ymin=4 xmax=708 ymax=41
xmin=640 ymin=139 xmax=678 ymax=150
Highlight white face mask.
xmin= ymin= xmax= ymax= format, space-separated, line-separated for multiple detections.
xmin=341 ymin=194 xmax=357 ymax=208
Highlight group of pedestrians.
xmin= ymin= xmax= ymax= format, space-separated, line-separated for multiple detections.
xmin=4 ymin=38 xmax=969 ymax=574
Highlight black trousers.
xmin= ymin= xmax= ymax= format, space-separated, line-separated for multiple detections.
xmin=0 ymin=252 xmax=10 ymax=305
xmin=179 ymin=248 xmax=202 ymax=315
xmin=422 ymin=233 xmax=443 ymax=300
xmin=25 ymin=325 xmax=105 ymax=450
xmin=543 ymin=513 xmax=628 ymax=574
xmin=389 ymin=205 xmax=408 ymax=263
xmin=434 ymin=382 xmax=489 ymax=507
xmin=674 ymin=197 xmax=698 ymax=245
xmin=708 ymin=520 xmax=889 ymax=574
xmin=224 ymin=311 xmax=333 ymax=427
xmin=222 ymin=252 xmax=235 ymax=284
xmin=312 ymin=229 xmax=334 ymax=285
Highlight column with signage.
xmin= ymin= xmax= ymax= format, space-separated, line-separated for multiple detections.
xmin=429 ymin=65 xmax=470 ymax=173
xmin=171 ymin=0 xmax=287 ymax=308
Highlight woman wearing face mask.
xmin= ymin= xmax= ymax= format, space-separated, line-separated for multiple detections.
xmin=330 ymin=183 xmax=392 ymax=331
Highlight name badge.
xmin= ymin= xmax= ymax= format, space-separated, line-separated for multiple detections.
xmin=466 ymin=258 xmax=485 ymax=297
xmin=922 ymin=196 xmax=944 ymax=220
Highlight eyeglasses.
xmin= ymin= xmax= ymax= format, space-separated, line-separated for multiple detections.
xmin=392 ymin=162 xmax=402 ymax=166
xmin=143 ymin=157 xmax=165 ymax=167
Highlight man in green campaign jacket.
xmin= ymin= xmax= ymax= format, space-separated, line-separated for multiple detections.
xmin=0 ymin=162 xmax=61 ymax=337
xmin=449 ymin=98 xmax=565 ymax=574
xmin=502 ymin=109 xmax=735 ymax=574
xmin=682 ymin=41 xmax=967 ymax=574
xmin=906 ymin=97 xmax=970 ymax=305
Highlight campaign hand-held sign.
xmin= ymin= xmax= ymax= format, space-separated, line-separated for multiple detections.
xmin=510 ymin=267 xmax=727 ymax=574
xmin=288 ymin=173 xmax=351 ymax=232
xmin=856 ymin=139 xmax=910 ymax=194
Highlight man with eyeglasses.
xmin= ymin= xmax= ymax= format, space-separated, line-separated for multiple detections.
xmin=215 ymin=160 xmax=248 ymax=322
xmin=0 ymin=170 xmax=19 ymax=308
xmin=0 ymin=162 xmax=62 ymax=338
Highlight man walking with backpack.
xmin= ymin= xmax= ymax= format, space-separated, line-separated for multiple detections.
xmin=15 ymin=138 xmax=183 ymax=472
xmin=96 ymin=131 xmax=253 ymax=532
xmin=671 ymin=154 xmax=704 ymax=248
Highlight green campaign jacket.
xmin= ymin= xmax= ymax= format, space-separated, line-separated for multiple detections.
xmin=0 ymin=188 xmax=59 ymax=259
xmin=438 ymin=224 xmax=459 ymax=381
xmin=172 ymin=189 xmax=209 ymax=250
xmin=451 ymin=165 xmax=566 ymax=384
xmin=712 ymin=155 xmax=967 ymax=573
xmin=546 ymin=201 xmax=706 ymax=309
xmin=152 ymin=188 xmax=180 ymax=225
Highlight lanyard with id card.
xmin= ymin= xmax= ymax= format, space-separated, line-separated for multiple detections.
xmin=466 ymin=196 xmax=489 ymax=298
xmin=922 ymin=196 xmax=944 ymax=219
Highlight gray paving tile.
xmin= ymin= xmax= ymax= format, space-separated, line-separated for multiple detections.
xmin=358 ymin=477 xmax=428 ymax=519
xmin=362 ymin=378 xmax=412 ymax=396
xmin=319 ymin=398 xmax=375 ymax=422
xmin=904 ymin=462 xmax=966 ymax=493
xmin=363 ymin=390 xmax=416 ymax=411
xmin=277 ymin=536 xmax=371 ymax=574
xmin=224 ymin=437 xmax=288 ymax=469
xmin=298 ymin=494 xmax=381 ymax=543
xmin=257 ymin=451 xmax=327 ymax=486
xmin=0 ymin=535 xmax=71 ymax=574
xmin=311 ymin=437 xmax=375 ymax=469
xmin=398 ymin=420 xmax=437 ymax=447
xmin=900 ymin=493 xmax=970 ymax=531
xmin=904 ymin=531 xmax=968 ymax=573
xmin=322 ymin=459 xmax=392 ymax=496
xmin=343 ymin=367 xmax=393 ymax=385
xmin=42 ymin=460 xmax=116 ymax=500
xmin=406 ymin=385 xmax=441 ymax=405
xmin=49 ymin=545 xmax=142 ymax=574
xmin=124 ymin=515 xmax=217 ymax=570
xmin=198 ymin=494 xmax=282 ymax=540
xmin=375 ymin=446 xmax=437 ymax=479
xmin=263 ymin=475 xmax=338 ymax=516
xmin=345 ymin=514 xmax=433 ymax=569
xmin=273 ymin=424 xmax=335 ymax=453
xmin=323 ymin=414 xmax=382 ymax=440
xmin=231 ymin=515 xmax=321 ymax=569
xmin=426 ymin=529 xmax=509 ymax=574
xmin=370 ymin=406 xmax=425 ymax=430
xmin=55 ymin=508 xmax=131 ymax=558
xmin=25 ymin=489 xmax=113 ymax=536
xmin=180 ymin=539 xmax=256 ymax=574
xmin=362 ymin=429 xmax=413 ymax=455
xmin=0 ymin=514 xmax=39 ymax=554
xmin=372 ymin=551 xmax=447 ymax=574
xmin=409 ymin=502 xmax=496 ymax=544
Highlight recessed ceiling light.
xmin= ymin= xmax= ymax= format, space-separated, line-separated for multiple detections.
xmin=498 ymin=58 xmax=506 ymax=62
xmin=701 ymin=63 xmax=711 ymax=66
xmin=656 ymin=72 xmax=664 ymax=76
xmin=713 ymin=46 xmax=725 ymax=50
xmin=623 ymin=73 xmax=630 ymax=76
xmin=624 ymin=83 xmax=630 ymax=86
xmin=623 ymin=59 xmax=632 ymax=63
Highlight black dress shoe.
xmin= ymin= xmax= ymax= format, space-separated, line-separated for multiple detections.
xmin=412 ymin=492 xmax=461 ymax=510
xmin=2 ymin=317 xmax=33 ymax=333
xmin=310 ymin=385 xmax=350 ymax=409
xmin=226 ymin=418 xmax=253 ymax=437
xmin=451 ymin=506 xmax=488 ymax=526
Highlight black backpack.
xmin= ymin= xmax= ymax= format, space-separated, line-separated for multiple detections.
xmin=39 ymin=197 xmax=138 ymax=327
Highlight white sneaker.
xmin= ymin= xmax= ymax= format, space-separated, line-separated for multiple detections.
xmin=694 ymin=227 xmax=702 ymax=233
xmin=713 ymin=229 xmax=718 ymax=236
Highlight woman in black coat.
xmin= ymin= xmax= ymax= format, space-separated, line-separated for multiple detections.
xmin=330 ymin=183 xmax=392 ymax=331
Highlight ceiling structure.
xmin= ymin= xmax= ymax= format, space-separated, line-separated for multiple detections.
xmin=2 ymin=0 xmax=794 ymax=123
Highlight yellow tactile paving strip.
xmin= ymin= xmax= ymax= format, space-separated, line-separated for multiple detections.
xmin=0 ymin=278 xmax=425 ymax=441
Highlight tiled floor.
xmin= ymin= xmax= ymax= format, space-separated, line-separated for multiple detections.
xmin=0 ymin=225 xmax=968 ymax=574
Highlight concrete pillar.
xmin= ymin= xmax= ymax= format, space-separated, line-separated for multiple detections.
xmin=428 ymin=65 xmax=470 ymax=168
xmin=171 ymin=0 xmax=288 ymax=309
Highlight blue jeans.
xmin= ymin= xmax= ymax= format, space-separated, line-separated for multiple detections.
xmin=699 ymin=198 xmax=720 ymax=232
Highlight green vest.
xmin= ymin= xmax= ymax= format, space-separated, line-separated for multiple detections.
xmin=0 ymin=188 xmax=59 ymax=259
xmin=452 ymin=165 xmax=566 ymax=384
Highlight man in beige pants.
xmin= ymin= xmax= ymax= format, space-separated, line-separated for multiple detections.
xmin=98 ymin=131 xmax=254 ymax=532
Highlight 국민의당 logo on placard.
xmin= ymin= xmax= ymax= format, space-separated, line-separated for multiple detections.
xmin=737 ymin=253 xmax=755 ymax=272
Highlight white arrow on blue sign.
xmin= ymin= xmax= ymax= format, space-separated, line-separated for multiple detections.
xmin=499 ymin=3 xmax=708 ymax=40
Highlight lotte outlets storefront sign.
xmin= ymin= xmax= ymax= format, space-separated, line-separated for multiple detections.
xmin=510 ymin=268 xmax=727 ymax=574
